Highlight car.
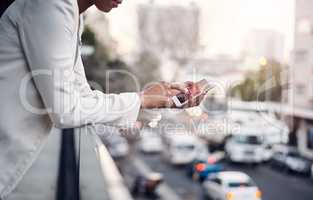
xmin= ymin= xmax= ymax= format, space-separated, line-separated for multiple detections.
xmin=199 ymin=110 xmax=289 ymax=153
xmin=163 ymin=134 xmax=209 ymax=165
xmin=229 ymin=110 xmax=289 ymax=145
xmin=262 ymin=144 xmax=274 ymax=162
xmin=187 ymin=157 xmax=223 ymax=182
xmin=139 ymin=129 xmax=163 ymax=153
xmin=106 ymin=134 xmax=129 ymax=159
xmin=225 ymin=134 xmax=265 ymax=164
xmin=270 ymin=145 xmax=312 ymax=174
xmin=202 ymin=171 xmax=262 ymax=200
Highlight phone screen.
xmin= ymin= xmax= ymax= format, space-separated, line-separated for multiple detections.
xmin=173 ymin=86 xmax=202 ymax=105
xmin=176 ymin=93 xmax=189 ymax=104
xmin=172 ymin=79 xmax=214 ymax=106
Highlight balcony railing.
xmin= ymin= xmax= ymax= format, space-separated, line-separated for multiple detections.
xmin=81 ymin=126 xmax=134 ymax=200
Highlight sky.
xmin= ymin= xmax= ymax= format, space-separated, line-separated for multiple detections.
xmin=104 ymin=0 xmax=295 ymax=60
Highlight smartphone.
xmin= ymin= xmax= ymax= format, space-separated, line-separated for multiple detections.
xmin=171 ymin=79 xmax=214 ymax=108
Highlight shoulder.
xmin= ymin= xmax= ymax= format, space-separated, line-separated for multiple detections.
xmin=20 ymin=0 xmax=79 ymax=33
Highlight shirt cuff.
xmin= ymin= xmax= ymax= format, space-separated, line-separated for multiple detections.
xmin=109 ymin=93 xmax=141 ymax=129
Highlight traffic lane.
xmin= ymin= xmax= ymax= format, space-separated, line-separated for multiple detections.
xmin=115 ymin=157 xmax=154 ymax=200
xmin=115 ymin=154 xmax=183 ymax=200
xmin=118 ymin=152 xmax=313 ymax=200
xmin=223 ymin=162 xmax=313 ymax=200
xmin=138 ymin=152 xmax=203 ymax=200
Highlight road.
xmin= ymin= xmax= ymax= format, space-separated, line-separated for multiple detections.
xmin=224 ymin=162 xmax=313 ymax=200
xmin=117 ymin=148 xmax=313 ymax=200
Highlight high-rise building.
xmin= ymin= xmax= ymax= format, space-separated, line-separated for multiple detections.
xmin=137 ymin=2 xmax=200 ymax=62
xmin=242 ymin=30 xmax=285 ymax=67
xmin=292 ymin=0 xmax=313 ymax=108
xmin=285 ymin=0 xmax=313 ymax=160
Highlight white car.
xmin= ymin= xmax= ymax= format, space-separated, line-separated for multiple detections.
xmin=106 ymin=135 xmax=129 ymax=158
xmin=202 ymin=172 xmax=262 ymax=200
xmin=230 ymin=110 xmax=289 ymax=145
xmin=139 ymin=129 xmax=163 ymax=153
xmin=225 ymin=134 xmax=265 ymax=164
xmin=262 ymin=144 xmax=274 ymax=162
xmin=163 ymin=134 xmax=209 ymax=165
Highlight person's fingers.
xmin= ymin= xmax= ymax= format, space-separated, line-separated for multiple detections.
xmin=160 ymin=81 xmax=170 ymax=88
xmin=166 ymin=97 xmax=175 ymax=108
xmin=141 ymin=81 xmax=207 ymax=109
xmin=135 ymin=121 xmax=143 ymax=129
xmin=157 ymin=82 xmax=173 ymax=97
xmin=113 ymin=0 xmax=122 ymax=5
xmin=182 ymin=93 xmax=205 ymax=108
xmin=184 ymin=81 xmax=201 ymax=96
xmin=143 ymin=95 xmax=173 ymax=108
xmin=184 ymin=81 xmax=194 ymax=86
xmin=156 ymin=95 xmax=173 ymax=108
xmin=169 ymin=89 xmax=181 ymax=96
xmin=169 ymin=83 xmax=189 ymax=94
xmin=195 ymin=93 xmax=206 ymax=106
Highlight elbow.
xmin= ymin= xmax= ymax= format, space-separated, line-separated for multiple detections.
xmin=53 ymin=120 xmax=72 ymax=129
xmin=50 ymin=113 xmax=80 ymax=129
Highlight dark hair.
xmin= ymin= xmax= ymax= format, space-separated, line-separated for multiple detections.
xmin=1 ymin=0 xmax=15 ymax=18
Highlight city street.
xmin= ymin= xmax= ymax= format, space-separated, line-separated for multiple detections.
xmin=2 ymin=1 xmax=313 ymax=200
xmin=117 ymin=148 xmax=313 ymax=200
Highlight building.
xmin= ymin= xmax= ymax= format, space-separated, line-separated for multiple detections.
xmin=137 ymin=2 xmax=200 ymax=62
xmin=242 ymin=30 xmax=285 ymax=69
xmin=292 ymin=0 xmax=313 ymax=108
xmin=285 ymin=0 xmax=313 ymax=159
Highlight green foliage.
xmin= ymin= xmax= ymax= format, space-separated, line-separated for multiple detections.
xmin=231 ymin=60 xmax=285 ymax=102
xmin=81 ymin=26 xmax=96 ymax=46
xmin=81 ymin=26 xmax=162 ymax=92
xmin=81 ymin=26 xmax=135 ymax=92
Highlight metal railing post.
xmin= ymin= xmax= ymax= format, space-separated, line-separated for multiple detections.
xmin=87 ymin=126 xmax=134 ymax=200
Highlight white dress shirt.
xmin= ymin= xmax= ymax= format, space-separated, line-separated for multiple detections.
xmin=0 ymin=0 xmax=141 ymax=198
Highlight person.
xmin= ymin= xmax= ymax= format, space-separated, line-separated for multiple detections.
xmin=0 ymin=0 xmax=203 ymax=198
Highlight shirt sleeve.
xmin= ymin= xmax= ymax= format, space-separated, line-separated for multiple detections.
xmin=18 ymin=0 xmax=141 ymax=129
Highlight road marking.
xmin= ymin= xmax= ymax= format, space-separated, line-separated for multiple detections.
xmin=132 ymin=157 xmax=182 ymax=200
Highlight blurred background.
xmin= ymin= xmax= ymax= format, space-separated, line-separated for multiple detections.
xmin=20 ymin=1 xmax=313 ymax=200
xmin=75 ymin=1 xmax=313 ymax=200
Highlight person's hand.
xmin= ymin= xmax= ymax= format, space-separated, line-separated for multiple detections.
xmin=181 ymin=81 xmax=206 ymax=108
xmin=140 ymin=82 xmax=188 ymax=109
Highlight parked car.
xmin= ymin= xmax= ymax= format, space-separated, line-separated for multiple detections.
xmin=270 ymin=145 xmax=312 ymax=174
xmin=163 ymin=134 xmax=209 ymax=165
xmin=106 ymin=135 xmax=129 ymax=159
xmin=262 ymin=144 xmax=274 ymax=162
xmin=187 ymin=157 xmax=223 ymax=182
xmin=139 ymin=129 xmax=163 ymax=153
xmin=199 ymin=110 xmax=289 ymax=153
xmin=202 ymin=171 xmax=262 ymax=200
xmin=225 ymin=134 xmax=265 ymax=164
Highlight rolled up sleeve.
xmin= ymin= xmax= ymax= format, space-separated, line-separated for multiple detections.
xmin=18 ymin=0 xmax=141 ymax=129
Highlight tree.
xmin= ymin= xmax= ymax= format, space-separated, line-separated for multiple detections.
xmin=81 ymin=26 xmax=96 ymax=46
xmin=81 ymin=26 xmax=136 ymax=93
xmin=231 ymin=60 xmax=286 ymax=102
